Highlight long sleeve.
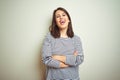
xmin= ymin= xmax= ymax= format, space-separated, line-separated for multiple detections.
xmin=42 ymin=34 xmax=60 ymax=68
xmin=65 ymin=36 xmax=84 ymax=66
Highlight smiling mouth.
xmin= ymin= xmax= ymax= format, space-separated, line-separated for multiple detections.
xmin=60 ymin=20 xmax=65 ymax=25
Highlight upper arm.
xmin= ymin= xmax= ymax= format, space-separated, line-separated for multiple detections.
xmin=42 ymin=34 xmax=60 ymax=68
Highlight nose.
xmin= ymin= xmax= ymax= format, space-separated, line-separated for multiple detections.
xmin=59 ymin=15 xmax=63 ymax=19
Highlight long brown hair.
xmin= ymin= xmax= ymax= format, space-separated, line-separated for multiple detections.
xmin=49 ymin=7 xmax=74 ymax=38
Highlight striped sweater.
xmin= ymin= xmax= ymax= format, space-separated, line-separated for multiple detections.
xmin=42 ymin=33 xmax=84 ymax=80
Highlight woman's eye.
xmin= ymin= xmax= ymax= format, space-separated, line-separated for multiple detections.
xmin=56 ymin=16 xmax=60 ymax=18
xmin=63 ymin=14 xmax=66 ymax=16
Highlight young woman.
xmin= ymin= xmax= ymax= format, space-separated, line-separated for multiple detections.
xmin=42 ymin=7 xmax=84 ymax=80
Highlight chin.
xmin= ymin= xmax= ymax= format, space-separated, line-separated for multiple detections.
xmin=59 ymin=26 xmax=68 ymax=30
xmin=58 ymin=25 xmax=68 ymax=29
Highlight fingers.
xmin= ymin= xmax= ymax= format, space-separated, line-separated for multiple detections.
xmin=60 ymin=62 xmax=69 ymax=68
xmin=74 ymin=51 xmax=78 ymax=56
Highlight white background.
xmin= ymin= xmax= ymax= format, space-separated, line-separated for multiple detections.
xmin=0 ymin=0 xmax=120 ymax=80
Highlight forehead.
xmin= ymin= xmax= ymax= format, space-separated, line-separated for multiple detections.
xmin=55 ymin=10 xmax=66 ymax=15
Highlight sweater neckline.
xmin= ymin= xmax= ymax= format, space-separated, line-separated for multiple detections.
xmin=59 ymin=37 xmax=71 ymax=40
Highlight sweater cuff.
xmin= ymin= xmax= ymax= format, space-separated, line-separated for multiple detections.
xmin=65 ymin=55 xmax=76 ymax=66
xmin=51 ymin=59 xmax=61 ymax=68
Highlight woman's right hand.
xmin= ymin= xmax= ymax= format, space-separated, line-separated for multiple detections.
xmin=60 ymin=62 xmax=69 ymax=68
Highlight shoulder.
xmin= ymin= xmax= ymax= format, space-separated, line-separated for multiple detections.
xmin=73 ymin=34 xmax=81 ymax=40
xmin=72 ymin=34 xmax=82 ymax=43
xmin=44 ymin=32 xmax=55 ymax=42
xmin=45 ymin=32 xmax=52 ymax=38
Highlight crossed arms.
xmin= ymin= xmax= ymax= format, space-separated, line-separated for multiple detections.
xmin=42 ymin=36 xmax=84 ymax=68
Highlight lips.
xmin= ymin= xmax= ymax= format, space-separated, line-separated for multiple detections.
xmin=60 ymin=20 xmax=65 ymax=25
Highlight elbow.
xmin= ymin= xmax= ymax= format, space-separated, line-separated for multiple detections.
xmin=65 ymin=55 xmax=84 ymax=67
xmin=78 ymin=55 xmax=84 ymax=65
xmin=74 ymin=55 xmax=84 ymax=66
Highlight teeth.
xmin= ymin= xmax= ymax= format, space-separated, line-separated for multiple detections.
xmin=60 ymin=21 xmax=65 ymax=24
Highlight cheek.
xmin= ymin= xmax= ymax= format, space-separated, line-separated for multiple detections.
xmin=66 ymin=17 xmax=70 ymax=22
xmin=55 ymin=19 xmax=60 ymax=24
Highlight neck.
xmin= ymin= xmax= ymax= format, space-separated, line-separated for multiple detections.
xmin=60 ymin=28 xmax=68 ymax=38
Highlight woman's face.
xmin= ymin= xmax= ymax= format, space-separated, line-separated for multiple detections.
xmin=55 ymin=10 xmax=70 ymax=30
